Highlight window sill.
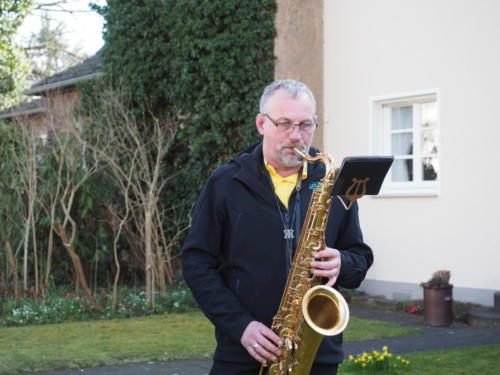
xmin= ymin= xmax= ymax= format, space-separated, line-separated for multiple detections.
xmin=372 ymin=188 xmax=440 ymax=198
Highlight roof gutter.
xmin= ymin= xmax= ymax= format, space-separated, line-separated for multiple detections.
xmin=0 ymin=107 xmax=47 ymax=119
xmin=24 ymin=72 xmax=104 ymax=95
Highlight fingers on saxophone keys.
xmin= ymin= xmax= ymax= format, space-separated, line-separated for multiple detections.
xmin=311 ymin=257 xmax=335 ymax=269
xmin=251 ymin=352 xmax=267 ymax=365
xmin=250 ymin=343 xmax=274 ymax=364
xmin=253 ymin=342 xmax=278 ymax=362
xmin=311 ymin=266 xmax=332 ymax=278
xmin=261 ymin=339 xmax=281 ymax=359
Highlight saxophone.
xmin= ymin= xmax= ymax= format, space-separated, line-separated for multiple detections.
xmin=259 ymin=148 xmax=350 ymax=375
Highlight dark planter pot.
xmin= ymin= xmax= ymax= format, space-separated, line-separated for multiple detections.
xmin=423 ymin=286 xmax=453 ymax=326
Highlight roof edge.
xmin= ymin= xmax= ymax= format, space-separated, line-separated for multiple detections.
xmin=24 ymin=72 xmax=104 ymax=95
xmin=0 ymin=106 xmax=47 ymax=119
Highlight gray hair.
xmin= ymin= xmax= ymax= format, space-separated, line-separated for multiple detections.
xmin=259 ymin=79 xmax=317 ymax=114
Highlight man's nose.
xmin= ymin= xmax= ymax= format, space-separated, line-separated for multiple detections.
xmin=288 ymin=125 xmax=303 ymax=141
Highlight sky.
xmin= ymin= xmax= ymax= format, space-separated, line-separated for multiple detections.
xmin=17 ymin=0 xmax=106 ymax=57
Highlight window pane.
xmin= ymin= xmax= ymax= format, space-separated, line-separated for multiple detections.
xmin=422 ymin=102 xmax=437 ymax=128
xmin=392 ymin=159 xmax=413 ymax=182
xmin=421 ymin=129 xmax=437 ymax=155
xmin=391 ymin=106 xmax=413 ymax=130
xmin=422 ymin=157 xmax=438 ymax=181
xmin=392 ymin=133 xmax=413 ymax=155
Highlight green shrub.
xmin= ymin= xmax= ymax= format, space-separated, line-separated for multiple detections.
xmin=91 ymin=0 xmax=277 ymax=232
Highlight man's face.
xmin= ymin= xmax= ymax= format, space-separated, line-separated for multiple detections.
xmin=256 ymin=89 xmax=316 ymax=171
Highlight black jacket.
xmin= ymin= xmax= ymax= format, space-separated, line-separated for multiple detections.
xmin=181 ymin=143 xmax=373 ymax=364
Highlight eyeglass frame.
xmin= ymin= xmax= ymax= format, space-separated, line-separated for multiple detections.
xmin=262 ymin=113 xmax=318 ymax=134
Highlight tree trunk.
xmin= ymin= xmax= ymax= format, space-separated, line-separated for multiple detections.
xmin=5 ymin=241 xmax=19 ymax=299
xmin=112 ymin=246 xmax=121 ymax=311
xmin=23 ymin=214 xmax=30 ymax=291
xmin=155 ymin=243 xmax=167 ymax=294
xmin=31 ymin=217 xmax=40 ymax=296
xmin=111 ymin=222 xmax=121 ymax=311
xmin=45 ymin=221 xmax=55 ymax=284
xmin=57 ymin=223 xmax=101 ymax=310
xmin=0 ymin=250 xmax=5 ymax=294
xmin=145 ymin=208 xmax=154 ymax=308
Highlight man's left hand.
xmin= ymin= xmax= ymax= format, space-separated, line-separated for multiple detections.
xmin=311 ymin=247 xmax=341 ymax=287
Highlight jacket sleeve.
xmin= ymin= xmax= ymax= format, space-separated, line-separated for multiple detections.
xmin=335 ymin=201 xmax=374 ymax=289
xmin=181 ymin=172 xmax=254 ymax=342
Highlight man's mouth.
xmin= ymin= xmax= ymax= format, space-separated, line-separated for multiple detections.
xmin=283 ymin=144 xmax=305 ymax=153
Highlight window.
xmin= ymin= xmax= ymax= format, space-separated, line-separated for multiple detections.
xmin=371 ymin=91 xmax=439 ymax=196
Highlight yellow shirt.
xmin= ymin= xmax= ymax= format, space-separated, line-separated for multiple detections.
xmin=264 ymin=160 xmax=308 ymax=209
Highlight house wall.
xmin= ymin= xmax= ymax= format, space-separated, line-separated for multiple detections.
xmin=275 ymin=0 xmax=324 ymax=150
xmin=20 ymin=115 xmax=47 ymax=135
xmin=324 ymin=0 xmax=500 ymax=306
xmin=5 ymin=90 xmax=82 ymax=137
xmin=47 ymin=90 xmax=82 ymax=132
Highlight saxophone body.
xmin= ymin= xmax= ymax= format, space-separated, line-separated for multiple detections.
xmin=259 ymin=149 xmax=350 ymax=375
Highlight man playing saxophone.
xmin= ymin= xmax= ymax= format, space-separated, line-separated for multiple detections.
xmin=182 ymin=79 xmax=373 ymax=375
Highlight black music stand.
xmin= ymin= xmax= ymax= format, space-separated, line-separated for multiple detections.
xmin=332 ymin=156 xmax=394 ymax=210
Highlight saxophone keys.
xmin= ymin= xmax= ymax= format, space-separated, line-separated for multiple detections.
xmin=267 ymin=362 xmax=281 ymax=375
xmin=280 ymin=328 xmax=294 ymax=338
xmin=303 ymin=256 xmax=314 ymax=263
xmin=294 ymin=283 xmax=305 ymax=293
xmin=284 ymin=314 xmax=297 ymax=325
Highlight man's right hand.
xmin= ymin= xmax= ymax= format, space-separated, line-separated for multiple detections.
xmin=240 ymin=321 xmax=282 ymax=365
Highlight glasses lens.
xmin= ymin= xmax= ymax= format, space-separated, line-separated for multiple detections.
xmin=266 ymin=114 xmax=316 ymax=134
xmin=277 ymin=122 xmax=316 ymax=133
xmin=299 ymin=123 xmax=315 ymax=133
xmin=277 ymin=123 xmax=292 ymax=132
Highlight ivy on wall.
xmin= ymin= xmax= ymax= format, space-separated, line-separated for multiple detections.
xmin=90 ymin=0 xmax=277 ymax=240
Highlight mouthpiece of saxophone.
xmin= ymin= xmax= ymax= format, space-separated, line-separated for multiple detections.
xmin=294 ymin=147 xmax=307 ymax=159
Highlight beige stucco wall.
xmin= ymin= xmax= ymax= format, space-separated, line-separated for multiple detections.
xmin=324 ymin=0 xmax=500 ymax=305
xmin=275 ymin=0 xmax=324 ymax=150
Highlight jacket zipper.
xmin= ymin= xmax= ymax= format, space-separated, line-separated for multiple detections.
xmin=284 ymin=211 xmax=292 ymax=273
xmin=285 ymin=182 xmax=302 ymax=275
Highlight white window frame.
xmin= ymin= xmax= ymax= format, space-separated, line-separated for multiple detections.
xmin=370 ymin=89 xmax=440 ymax=197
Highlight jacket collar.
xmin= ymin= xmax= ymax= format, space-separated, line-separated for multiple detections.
xmin=230 ymin=143 xmax=327 ymax=206
xmin=231 ymin=143 xmax=274 ymax=206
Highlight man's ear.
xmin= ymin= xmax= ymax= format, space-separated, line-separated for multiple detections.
xmin=256 ymin=113 xmax=265 ymax=136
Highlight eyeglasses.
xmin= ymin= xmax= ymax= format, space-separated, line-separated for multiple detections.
xmin=263 ymin=113 xmax=317 ymax=134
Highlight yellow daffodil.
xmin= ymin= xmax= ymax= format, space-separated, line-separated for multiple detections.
xmin=347 ymin=346 xmax=410 ymax=371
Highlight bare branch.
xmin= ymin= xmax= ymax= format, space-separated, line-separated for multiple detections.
xmin=34 ymin=0 xmax=92 ymax=14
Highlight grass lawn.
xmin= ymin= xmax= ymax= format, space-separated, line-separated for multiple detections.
xmin=0 ymin=312 xmax=214 ymax=374
xmin=339 ymin=345 xmax=500 ymax=374
xmin=343 ymin=316 xmax=421 ymax=342
xmin=405 ymin=345 xmax=500 ymax=375
xmin=0 ymin=310 xmax=497 ymax=375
